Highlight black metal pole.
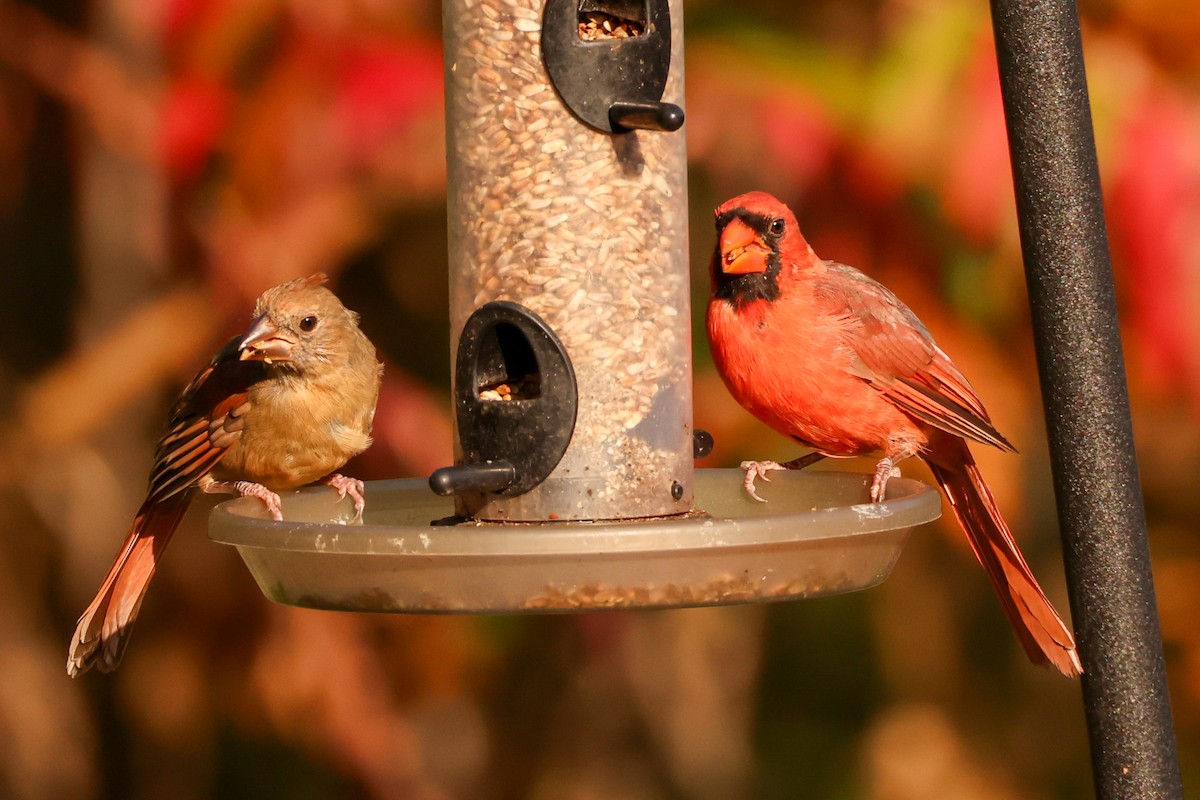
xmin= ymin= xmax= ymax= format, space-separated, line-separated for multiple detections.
xmin=988 ymin=1 xmax=1183 ymax=797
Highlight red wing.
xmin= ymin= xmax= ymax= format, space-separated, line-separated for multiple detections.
xmin=818 ymin=262 xmax=1016 ymax=452
xmin=145 ymin=336 xmax=267 ymax=503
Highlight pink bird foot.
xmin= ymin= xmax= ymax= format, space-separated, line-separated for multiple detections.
xmin=739 ymin=452 xmax=828 ymax=503
xmin=201 ymin=477 xmax=284 ymax=521
xmin=319 ymin=473 xmax=366 ymax=522
xmin=869 ymin=457 xmax=903 ymax=503
xmin=739 ymin=460 xmax=785 ymax=503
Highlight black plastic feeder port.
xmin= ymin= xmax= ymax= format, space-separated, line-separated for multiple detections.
xmin=543 ymin=0 xmax=684 ymax=133
xmin=429 ymin=301 xmax=578 ymax=499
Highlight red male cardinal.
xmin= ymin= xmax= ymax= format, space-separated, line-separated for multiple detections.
xmin=67 ymin=274 xmax=383 ymax=677
xmin=706 ymin=191 xmax=1081 ymax=677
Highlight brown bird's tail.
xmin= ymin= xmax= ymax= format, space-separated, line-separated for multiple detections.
xmin=67 ymin=495 xmax=190 ymax=677
xmin=924 ymin=435 xmax=1082 ymax=677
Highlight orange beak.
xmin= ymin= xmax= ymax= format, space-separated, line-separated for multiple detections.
xmin=718 ymin=217 xmax=771 ymax=275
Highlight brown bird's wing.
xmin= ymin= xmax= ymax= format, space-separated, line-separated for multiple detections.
xmin=146 ymin=336 xmax=267 ymax=502
xmin=817 ymin=261 xmax=1016 ymax=452
xmin=68 ymin=337 xmax=268 ymax=676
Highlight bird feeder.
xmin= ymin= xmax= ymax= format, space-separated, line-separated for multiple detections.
xmin=209 ymin=0 xmax=940 ymax=612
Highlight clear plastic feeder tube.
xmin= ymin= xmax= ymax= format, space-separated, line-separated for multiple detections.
xmin=443 ymin=0 xmax=692 ymax=521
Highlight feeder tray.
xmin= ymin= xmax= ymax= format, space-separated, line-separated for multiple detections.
xmin=208 ymin=469 xmax=940 ymax=613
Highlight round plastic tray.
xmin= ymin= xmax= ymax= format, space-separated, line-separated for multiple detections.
xmin=208 ymin=468 xmax=941 ymax=613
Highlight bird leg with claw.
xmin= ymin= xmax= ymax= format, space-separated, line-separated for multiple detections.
xmin=199 ymin=474 xmax=284 ymax=521
xmin=740 ymin=452 xmax=827 ymax=503
xmin=871 ymin=439 xmax=919 ymax=503
xmin=318 ymin=473 xmax=366 ymax=522
xmin=870 ymin=458 xmax=903 ymax=502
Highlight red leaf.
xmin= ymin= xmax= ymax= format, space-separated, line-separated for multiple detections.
xmin=335 ymin=39 xmax=443 ymax=159
xmin=158 ymin=77 xmax=231 ymax=182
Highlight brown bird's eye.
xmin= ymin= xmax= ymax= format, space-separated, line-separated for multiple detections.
xmin=769 ymin=218 xmax=786 ymax=236
xmin=299 ymin=315 xmax=319 ymax=332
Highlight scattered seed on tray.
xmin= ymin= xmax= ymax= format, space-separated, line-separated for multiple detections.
xmin=522 ymin=573 xmax=853 ymax=610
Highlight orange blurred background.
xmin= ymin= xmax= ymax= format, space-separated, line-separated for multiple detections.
xmin=0 ymin=0 xmax=1197 ymax=797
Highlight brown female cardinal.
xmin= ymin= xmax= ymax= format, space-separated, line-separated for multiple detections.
xmin=705 ymin=191 xmax=1081 ymax=677
xmin=67 ymin=274 xmax=383 ymax=677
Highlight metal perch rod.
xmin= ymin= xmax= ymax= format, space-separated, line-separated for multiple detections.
xmin=989 ymin=0 xmax=1183 ymax=796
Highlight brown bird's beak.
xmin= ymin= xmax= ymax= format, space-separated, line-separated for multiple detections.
xmin=719 ymin=217 xmax=771 ymax=275
xmin=239 ymin=315 xmax=294 ymax=364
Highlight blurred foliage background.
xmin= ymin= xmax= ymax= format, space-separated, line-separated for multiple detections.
xmin=0 ymin=0 xmax=1197 ymax=797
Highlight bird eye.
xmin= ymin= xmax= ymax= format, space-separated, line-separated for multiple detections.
xmin=299 ymin=315 xmax=319 ymax=332
xmin=769 ymin=218 xmax=786 ymax=236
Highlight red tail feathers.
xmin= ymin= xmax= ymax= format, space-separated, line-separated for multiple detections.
xmin=67 ymin=495 xmax=189 ymax=677
xmin=924 ymin=436 xmax=1082 ymax=677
